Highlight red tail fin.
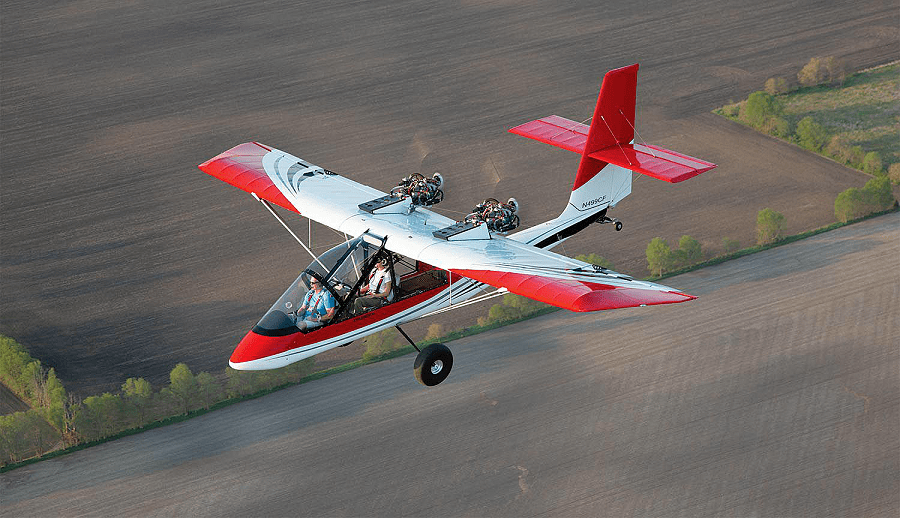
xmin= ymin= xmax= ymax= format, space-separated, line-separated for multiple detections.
xmin=574 ymin=63 xmax=638 ymax=189
xmin=509 ymin=63 xmax=715 ymax=188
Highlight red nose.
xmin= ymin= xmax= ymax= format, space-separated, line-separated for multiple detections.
xmin=230 ymin=330 xmax=298 ymax=365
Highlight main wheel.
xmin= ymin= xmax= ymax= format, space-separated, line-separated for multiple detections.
xmin=413 ymin=343 xmax=453 ymax=386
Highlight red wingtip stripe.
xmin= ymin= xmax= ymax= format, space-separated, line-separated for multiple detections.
xmin=452 ymin=269 xmax=695 ymax=312
xmin=198 ymin=142 xmax=298 ymax=213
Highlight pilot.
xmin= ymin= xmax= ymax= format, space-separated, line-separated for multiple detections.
xmin=352 ymin=258 xmax=394 ymax=315
xmin=295 ymin=278 xmax=336 ymax=330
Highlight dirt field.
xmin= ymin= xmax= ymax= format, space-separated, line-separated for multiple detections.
xmin=1 ymin=0 xmax=897 ymax=396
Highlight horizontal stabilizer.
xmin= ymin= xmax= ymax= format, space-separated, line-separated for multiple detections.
xmin=589 ymin=143 xmax=716 ymax=183
xmin=508 ymin=115 xmax=589 ymax=153
xmin=510 ymin=115 xmax=715 ymax=183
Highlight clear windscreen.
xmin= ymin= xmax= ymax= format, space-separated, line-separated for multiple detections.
xmin=255 ymin=236 xmax=375 ymax=331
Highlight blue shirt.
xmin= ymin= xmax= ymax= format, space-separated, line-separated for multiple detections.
xmin=301 ymin=289 xmax=335 ymax=320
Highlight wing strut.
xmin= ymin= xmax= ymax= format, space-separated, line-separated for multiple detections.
xmin=419 ymin=287 xmax=509 ymax=318
xmin=252 ymin=193 xmax=329 ymax=271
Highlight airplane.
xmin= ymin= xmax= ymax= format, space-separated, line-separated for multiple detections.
xmin=199 ymin=63 xmax=716 ymax=386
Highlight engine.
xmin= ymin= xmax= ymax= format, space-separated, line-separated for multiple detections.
xmin=391 ymin=172 xmax=444 ymax=206
xmin=465 ymin=197 xmax=520 ymax=233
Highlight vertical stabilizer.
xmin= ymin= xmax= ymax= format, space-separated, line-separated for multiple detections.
xmin=573 ymin=63 xmax=638 ymax=190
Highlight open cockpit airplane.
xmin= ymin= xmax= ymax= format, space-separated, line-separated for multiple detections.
xmin=199 ymin=64 xmax=716 ymax=386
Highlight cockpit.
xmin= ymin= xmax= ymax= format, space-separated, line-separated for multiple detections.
xmin=251 ymin=233 xmax=450 ymax=337
xmin=252 ymin=234 xmax=383 ymax=336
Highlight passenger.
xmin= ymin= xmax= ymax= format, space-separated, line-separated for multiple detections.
xmin=352 ymin=259 xmax=394 ymax=315
xmin=295 ymin=278 xmax=335 ymax=331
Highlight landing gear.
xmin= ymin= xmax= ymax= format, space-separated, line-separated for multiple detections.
xmin=395 ymin=325 xmax=454 ymax=386
xmin=596 ymin=214 xmax=623 ymax=231
xmin=413 ymin=343 xmax=453 ymax=386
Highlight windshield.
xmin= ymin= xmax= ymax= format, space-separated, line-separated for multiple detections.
xmin=253 ymin=236 xmax=376 ymax=333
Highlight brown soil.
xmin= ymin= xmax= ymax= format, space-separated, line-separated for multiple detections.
xmin=1 ymin=0 xmax=896 ymax=396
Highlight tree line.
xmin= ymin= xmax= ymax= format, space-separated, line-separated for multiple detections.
xmin=1 ymin=335 xmax=315 ymax=467
xmin=718 ymin=57 xmax=898 ymax=184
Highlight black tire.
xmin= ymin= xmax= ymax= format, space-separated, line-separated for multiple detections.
xmin=413 ymin=343 xmax=453 ymax=386
xmin=615 ymin=221 xmax=623 ymax=231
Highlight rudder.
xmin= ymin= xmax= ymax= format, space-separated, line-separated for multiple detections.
xmin=574 ymin=63 xmax=638 ymax=190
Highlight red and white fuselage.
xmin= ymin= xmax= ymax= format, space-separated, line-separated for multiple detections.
xmin=199 ymin=63 xmax=715 ymax=371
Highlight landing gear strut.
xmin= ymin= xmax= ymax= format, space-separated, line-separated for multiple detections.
xmin=596 ymin=214 xmax=623 ymax=231
xmin=397 ymin=325 xmax=453 ymax=386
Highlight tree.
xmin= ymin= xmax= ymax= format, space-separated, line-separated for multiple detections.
xmin=889 ymin=163 xmax=900 ymax=185
xmin=195 ymin=372 xmax=221 ymax=410
xmin=424 ymin=323 xmax=446 ymax=343
xmin=764 ymin=77 xmax=789 ymax=95
xmin=862 ymin=152 xmax=883 ymax=176
xmin=864 ymin=176 xmax=895 ymax=210
xmin=678 ymin=235 xmax=702 ymax=264
xmin=78 ymin=393 xmax=123 ymax=440
xmin=823 ymin=56 xmax=846 ymax=85
xmin=798 ymin=57 xmax=827 ymax=87
xmin=483 ymin=293 xmax=544 ymax=326
xmin=362 ymin=330 xmax=403 ymax=361
xmin=834 ymin=188 xmax=863 ymax=222
xmin=0 ymin=412 xmax=30 ymax=464
xmin=756 ymin=208 xmax=786 ymax=245
xmin=646 ymin=237 xmax=673 ymax=277
xmin=226 ymin=367 xmax=252 ymax=398
xmin=848 ymin=146 xmax=865 ymax=169
xmin=122 ymin=377 xmax=153 ymax=427
xmin=834 ymin=177 xmax=894 ymax=223
xmin=740 ymin=91 xmax=783 ymax=129
xmin=0 ymin=336 xmax=30 ymax=391
xmin=63 ymin=393 xmax=81 ymax=445
xmin=18 ymin=360 xmax=42 ymax=403
xmin=826 ymin=135 xmax=852 ymax=164
xmin=166 ymin=363 xmax=198 ymax=415
xmin=795 ymin=116 xmax=828 ymax=152
xmin=43 ymin=368 xmax=66 ymax=431
xmin=768 ymin=117 xmax=792 ymax=138
xmin=277 ymin=358 xmax=316 ymax=385
xmin=22 ymin=410 xmax=54 ymax=457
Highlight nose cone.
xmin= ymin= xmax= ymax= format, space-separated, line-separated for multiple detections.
xmin=229 ymin=330 xmax=297 ymax=370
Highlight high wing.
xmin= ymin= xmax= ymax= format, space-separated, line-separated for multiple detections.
xmin=200 ymin=142 xmax=694 ymax=312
